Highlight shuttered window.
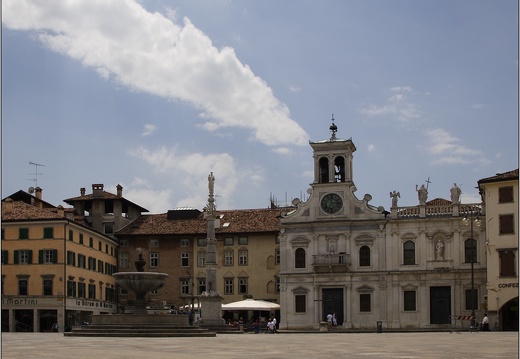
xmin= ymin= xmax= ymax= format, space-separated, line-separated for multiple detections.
xmin=499 ymin=214 xmax=515 ymax=234
xmin=499 ymin=186 xmax=514 ymax=203
xmin=499 ymin=250 xmax=516 ymax=277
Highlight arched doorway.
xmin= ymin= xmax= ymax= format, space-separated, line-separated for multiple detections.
xmin=500 ymin=297 xmax=519 ymax=331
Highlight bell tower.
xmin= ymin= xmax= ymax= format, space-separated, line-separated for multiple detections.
xmin=310 ymin=115 xmax=356 ymax=186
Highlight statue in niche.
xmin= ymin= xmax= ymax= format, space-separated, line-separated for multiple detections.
xmin=390 ymin=191 xmax=400 ymax=207
xmin=450 ymin=183 xmax=461 ymax=204
xmin=435 ymin=239 xmax=444 ymax=260
xmin=329 ymin=241 xmax=336 ymax=254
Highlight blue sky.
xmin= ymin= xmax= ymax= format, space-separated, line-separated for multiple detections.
xmin=2 ymin=0 xmax=518 ymax=213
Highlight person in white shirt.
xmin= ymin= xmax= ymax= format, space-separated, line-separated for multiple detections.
xmin=481 ymin=314 xmax=489 ymax=331
xmin=271 ymin=317 xmax=279 ymax=333
xmin=267 ymin=319 xmax=274 ymax=333
xmin=326 ymin=313 xmax=333 ymax=331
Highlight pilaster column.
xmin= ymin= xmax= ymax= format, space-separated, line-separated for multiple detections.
xmin=344 ymin=283 xmax=352 ymax=329
xmin=314 ymin=285 xmax=320 ymax=327
xmin=391 ymin=279 xmax=400 ymax=328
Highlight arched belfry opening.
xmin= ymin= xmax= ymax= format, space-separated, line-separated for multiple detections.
xmin=319 ymin=157 xmax=330 ymax=183
xmin=334 ymin=156 xmax=345 ymax=182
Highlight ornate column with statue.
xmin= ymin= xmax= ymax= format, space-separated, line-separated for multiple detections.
xmin=198 ymin=172 xmax=225 ymax=326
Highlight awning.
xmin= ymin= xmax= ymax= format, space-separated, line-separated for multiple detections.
xmin=221 ymin=299 xmax=280 ymax=311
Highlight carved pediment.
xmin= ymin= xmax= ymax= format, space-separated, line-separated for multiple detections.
xmin=356 ymin=285 xmax=374 ymax=293
xmin=354 ymin=233 xmax=375 ymax=245
xmin=290 ymin=237 xmax=310 ymax=248
xmin=292 ymin=286 xmax=310 ymax=294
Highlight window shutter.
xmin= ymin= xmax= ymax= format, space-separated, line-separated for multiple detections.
xmin=53 ymin=249 xmax=58 ymax=264
xmin=28 ymin=250 xmax=33 ymax=264
xmin=499 ymin=215 xmax=514 ymax=234
xmin=3 ymin=250 xmax=9 ymax=264
xmin=39 ymin=250 xmax=44 ymax=264
xmin=499 ymin=250 xmax=516 ymax=276
xmin=14 ymin=250 xmax=19 ymax=264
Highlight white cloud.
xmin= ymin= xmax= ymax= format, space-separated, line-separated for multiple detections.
xmin=128 ymin=145 xmax=240 ymax=209
xmin=367 ymin=144 xmax=376 ymax=153
xmin=117 ymin=178 xmax=173 ymax=214
xmin=289 ymin=85 xmax=301 ymax=93
xmin=3 ymin=0 xmax=308 ymax=147
xmin=358 ymin=86 xmax=421 ymax=123
xmin=424 ymin=128 xmax=485 ymax=165
xmin=273 ymin=147 xmax=293 ymax=155
xmin=142 ymin=124 xmax=157 ymax=136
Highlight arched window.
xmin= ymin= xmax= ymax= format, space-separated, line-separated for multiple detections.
xmin=359 ymin=245 xmax=371 ymax=266
xmin=403 ymin=241 xmax=415 ymax=265
xmin=295 ymin=248 xmax=306 ymax=268
xmin=464 ymin=239 xmax=477 ymax=263
xmin=319 ymin=157 xmax=329 ymax=183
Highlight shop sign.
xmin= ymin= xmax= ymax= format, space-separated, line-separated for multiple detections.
xmin=497 ymin=282 xmax=519 ymax=288
xmin=2 ymin=297 xmax=38 ymax=305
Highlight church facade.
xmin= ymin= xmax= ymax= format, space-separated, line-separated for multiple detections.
xmin=279 ymin=119 xmax=486 ymax=330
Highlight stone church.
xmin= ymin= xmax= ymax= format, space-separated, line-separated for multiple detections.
xmin=278 ymin=118 xmax=485 ymax=330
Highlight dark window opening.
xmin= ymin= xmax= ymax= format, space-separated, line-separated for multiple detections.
xmin=295 ymin=248 xmax=306 ymax=268
xmin=319 ymin=157 xmax=329 ymax=183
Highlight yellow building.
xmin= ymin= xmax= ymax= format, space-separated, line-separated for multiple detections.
xmin=478 ymin=169 xmax=519 ymax=331
xmin=1 ymin=192 xmax=118 ymax=332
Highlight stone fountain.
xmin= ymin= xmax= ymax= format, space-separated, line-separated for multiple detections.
xmin=65 ymin=248 xmax=215 ymax=337
xmin=113 ymin=248 xmax=168 ymax=314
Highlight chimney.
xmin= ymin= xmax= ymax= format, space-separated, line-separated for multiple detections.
xmin=35 ymin=187 xmax=42 ymax=200
xmin=57 ymin=205 xmax=65 ymax=217
xmin=3 ymin=198 xmax=14 ymax=214
xmin=116 ymin=184 xmax=123 ymax=197
xmin=80 ymin=187 xmax=86 ymax=196
xmin=92 ymin=184 xmax=104 ymax=198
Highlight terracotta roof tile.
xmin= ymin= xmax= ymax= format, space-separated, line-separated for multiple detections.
xmin=2 ymin=200 xmax=65 ymax=221
xmin=426 ymin=198 xmax=452 ymax=206
xmin=478 ymin=169 xmax=519 ymax=184
xmin=64 ymin=191 xmax=149 ymax=212
xmin=116 ymin=208 xmax=287 ymax=236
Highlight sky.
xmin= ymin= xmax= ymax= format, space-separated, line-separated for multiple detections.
xmin=2 ymin=0 xmax=518 ymax=214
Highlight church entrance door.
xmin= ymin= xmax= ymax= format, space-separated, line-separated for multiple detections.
xmin=430 ymin=286 xmax=451 ymax=324
xmin=322 ymin=288 xmax=344 ymax=325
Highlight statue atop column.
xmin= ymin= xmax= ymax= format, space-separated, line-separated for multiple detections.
xmin=390 ymin=191 xmax=400 ymax=208
xmin=204 ymin=171 xmax=218 ymax=296
xmin=198 ymin=172 xmax=225 ymax=326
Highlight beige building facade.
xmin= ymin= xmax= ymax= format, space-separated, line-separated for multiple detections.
xmin=115 ymin=208 xmax=283 ymax=317
xmin=478 ymin=169 xmax=519 ymax=331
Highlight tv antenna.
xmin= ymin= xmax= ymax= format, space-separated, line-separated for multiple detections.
xmin=27 ymin=161 xmax=45 ymax=190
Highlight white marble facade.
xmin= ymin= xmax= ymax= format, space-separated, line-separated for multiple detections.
xmin=279 ymin=124 xmax=485 ymax=330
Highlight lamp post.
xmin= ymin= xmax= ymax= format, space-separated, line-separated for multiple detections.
xmin=463 ymin=209 xmax=481 ymax=329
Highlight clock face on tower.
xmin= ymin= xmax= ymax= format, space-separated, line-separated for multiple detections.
xmin=320 ymin=193 xmax=343 ymax=214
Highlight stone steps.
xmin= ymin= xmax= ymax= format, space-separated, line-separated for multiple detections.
xmin=65 ymin=324 xmax=216 ymax=337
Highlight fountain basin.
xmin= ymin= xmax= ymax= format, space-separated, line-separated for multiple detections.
xmin=114 ymin=272 xmax=168 ymax=293
xmin=114 ymin=272 xmax=169 ymax=314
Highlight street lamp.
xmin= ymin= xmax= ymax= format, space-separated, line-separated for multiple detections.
xmin=463 ymin=210 xmax=482 ymax=329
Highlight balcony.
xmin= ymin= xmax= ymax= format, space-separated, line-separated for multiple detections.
xmin=312 ymin=253 xmax=350 ymax=273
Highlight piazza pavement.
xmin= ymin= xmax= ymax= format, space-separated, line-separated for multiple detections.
xmin=1 ymin=331 xmax=518 ymax=359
